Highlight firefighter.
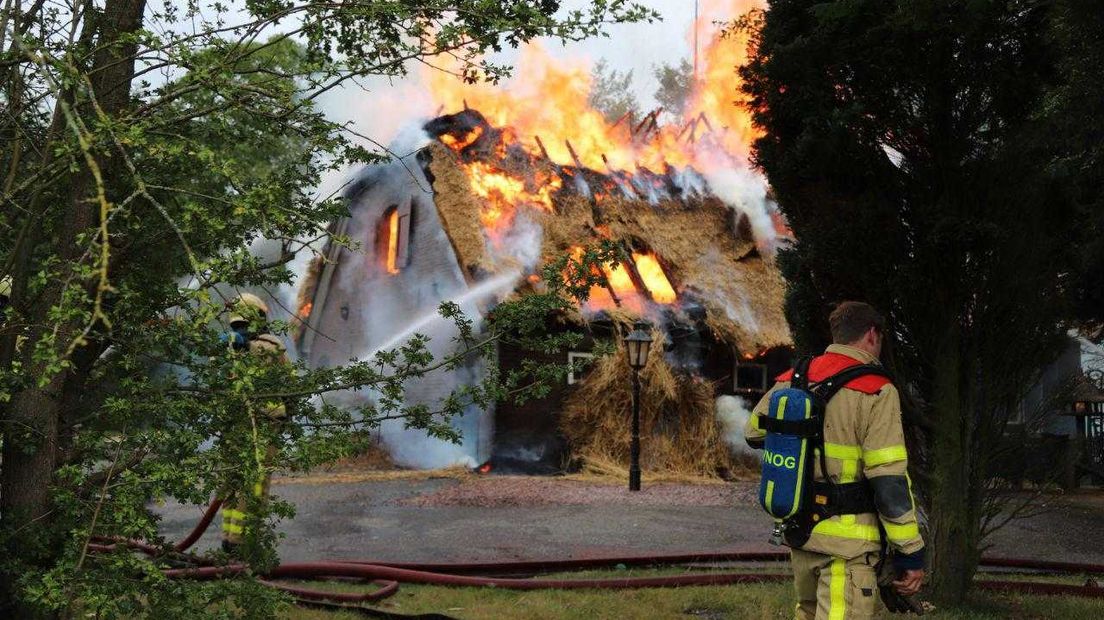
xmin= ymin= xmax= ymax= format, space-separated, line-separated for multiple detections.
xmin=220 ymin=292 xmax=289 ymax=555
xmin=0 ymin=276 xmax=10 ymax=312
xmin=745 ymin=302 xmax=924 ymax=619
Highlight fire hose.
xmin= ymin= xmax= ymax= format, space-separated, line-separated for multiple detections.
xmin=87 ymin=499 xmax=1104 ymax=617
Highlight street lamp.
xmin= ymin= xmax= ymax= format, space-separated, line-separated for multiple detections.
xmin=624 ymin=321 xmax=654 ymax=491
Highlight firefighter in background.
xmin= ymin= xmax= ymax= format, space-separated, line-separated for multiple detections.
xmin=745 ymin=302 xmax=925 ymax=619
xmin=0 ymin=276 xmax=10 ymax=313
xmin=220 ymin=292 xmax=289 ymax=554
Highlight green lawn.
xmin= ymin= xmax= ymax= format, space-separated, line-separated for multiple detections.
xmin=278 ymin=568 xmax=1104 ymax=620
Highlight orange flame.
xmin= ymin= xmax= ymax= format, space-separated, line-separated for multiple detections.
xmin=632 ymin=252 xmax=676 ymax=304
xmin=566 ymin=246 xmax=617 ymax=312
xmin=441 ymin=125 xmax=485 ymax=151
xmin=386 ymin=209 xmax=400 ymax=275
xmin=427 ymin=2 xmax=765 ymax=175
xmin=464 ymin=162 xmax=562 ymax=234
xmin=604 ymin=261 xmax=646 ymax=314
xmin=297 ymin=302 xmax=313 ymax=320
xmin=684 ymin=0 xmax=765 ymax=162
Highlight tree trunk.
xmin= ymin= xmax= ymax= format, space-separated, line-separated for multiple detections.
xmin=924 ymin=343 xmax=980 ymax=604
xmin=0 ymin=1 xmax=146 ymax=615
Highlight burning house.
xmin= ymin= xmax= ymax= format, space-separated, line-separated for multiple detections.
xmin=293 ymin=12 xmax=794 ymax=473
xmin=293 ymin=105 xmax=792 ymax=473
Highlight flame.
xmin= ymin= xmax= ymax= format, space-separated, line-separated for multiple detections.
xmin=386 ymin=209 xmax=400 ymax=275
xmin=464 ymin=162 xmax=562 ymax=234
xmin=441 ymin=125 xmax=484 ymax=151
xmin=566 ymin=246 xmax=617 ymax=312
xmin=684 ymin=0 xmax=765 ymax=162
xmin=427 ymin=2 xmax=765 ymax=176
xmin=297 ymin=302 xmax=313 ymax=320
xmin=632 ymin=252 xmax=677 ymax=304
xmin=478 ymin=463 xmax=492 ymax=474
xmin=603 ymin=261 xmax=646 ymax=314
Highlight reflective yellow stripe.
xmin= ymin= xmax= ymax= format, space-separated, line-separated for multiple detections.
xmin=823 ymin=443 xmax=862 ymax=460
xmin=840 ymin=459 xmax=858 ymax=483
xmin=813 ymin=519 xmax=882 ymax=542
xmin=253 ymin=481 xmax=265 ymax=497
xmin=222 ymin=522 xmax=243 ymax=534
xmin=221 ymin=509 xmax=246 ymax=521
xmin=824 ymin=443 xmax=860 ymax=483
xmin=775 ymin=395 xmax=788 ymax=420
xmin=785 ymin=397 xmax=811 ymax=519
xmin=883 ymin=521 xmax=920 ymax=542
xmin=751 ymin=415 xmax=761 ymax=431
xmin=865 ymin=445 xmax=908 ymax=467
xmin=765 ymin=480 xmax=775 ymax=507
xmin=829 ymin=558 xmax=846 ymax=620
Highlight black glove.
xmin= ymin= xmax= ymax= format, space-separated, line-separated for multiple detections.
xmin=877 ymin=556 xmax=925 ymax=615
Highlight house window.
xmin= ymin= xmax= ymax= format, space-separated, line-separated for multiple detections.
xmin=734 ymin=362 xmax=767 ymax=394
xmin=567 ymin=352 xmax=595 ymax=385
xmin=377 ymin=201 xmax=411 ymax=274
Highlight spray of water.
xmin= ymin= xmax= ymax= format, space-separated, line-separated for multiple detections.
xmin=366 ymin=270 xmax=522 ymax=360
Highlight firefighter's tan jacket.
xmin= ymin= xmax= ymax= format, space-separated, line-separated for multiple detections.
xmin=248 ymin=333 xmax=289 ymax=420
xmin=745 ymin=344 xmax=925 ymax=560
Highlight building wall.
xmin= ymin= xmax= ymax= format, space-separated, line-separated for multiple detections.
xmin=303 ymin=151 xmax=494 ymax=467
xmin=1020 ymin=337 xmax=1080 ymax=436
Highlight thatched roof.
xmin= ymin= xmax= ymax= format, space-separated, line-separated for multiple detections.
xmin=425 ymin=140 xmax=792 ymax=354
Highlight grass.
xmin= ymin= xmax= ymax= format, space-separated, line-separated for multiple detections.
xmin=277 ymin=567 xmax=1104 ymax=620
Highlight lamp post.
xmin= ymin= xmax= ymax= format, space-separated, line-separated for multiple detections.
xmin=624 ymin=321 xmax=654 ymax=492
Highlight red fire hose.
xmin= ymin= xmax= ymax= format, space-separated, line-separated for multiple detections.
xmin=88 ymin=499 xmax=1104 ymax=616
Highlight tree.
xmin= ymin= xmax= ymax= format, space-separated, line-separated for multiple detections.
xmin=588 ymin=58 xmax=641 ymax=122
xmin=740 ymin=1 xmax=1078 ymax=604
xmin=0 ymin=1 xmax=655 ymax=616
xmin=1043 ymin=0 xmax=1104 ymax=327
xmin=652 ymin=58 xmax=693 ymax=118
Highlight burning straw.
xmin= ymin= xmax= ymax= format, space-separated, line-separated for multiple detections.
xmin=560 ymin=330 xmax=755 ymax=480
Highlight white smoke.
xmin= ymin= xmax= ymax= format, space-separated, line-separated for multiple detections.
xmin=716 ymin=394 xmax=760 ymax=457
xmin=370 ymin=271 xmax=521 ymax=469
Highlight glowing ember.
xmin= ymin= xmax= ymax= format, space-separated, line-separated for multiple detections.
xmin=478 ymin=463 xmax=492 ymax=474
xmin=297 ymin=302 xmax=313 ymax=320
xmin=386 ymin=209 xmax=400 ymax=275
xmin=632 ymin=252 xmax=677 ymax=304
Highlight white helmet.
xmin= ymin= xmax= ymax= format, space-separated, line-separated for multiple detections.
xmin=228 ymin=292 xmax=269 ymax=326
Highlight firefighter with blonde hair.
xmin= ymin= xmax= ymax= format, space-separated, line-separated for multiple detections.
xmin=746 ymin=301 xmax=924 ymax=619
xmin=219 ymin=292 xmax=289 ymax=555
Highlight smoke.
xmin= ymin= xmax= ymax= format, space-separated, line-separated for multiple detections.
xmin=715 ymin=394 xmax=760 ymax=457
xmin=369 ymin=271 xmax=521 ymax=469
xmin=699 ymin=156 xmax=778 ymax=252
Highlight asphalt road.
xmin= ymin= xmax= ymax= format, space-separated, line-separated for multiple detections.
xmin=155 ymin=476 xmax=1104 ymax=565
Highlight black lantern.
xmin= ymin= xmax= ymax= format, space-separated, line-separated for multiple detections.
xmin=624 ymin=321 xmax=653 ymax=491
xmin=624 ymin=321 xmax=654 ymax=370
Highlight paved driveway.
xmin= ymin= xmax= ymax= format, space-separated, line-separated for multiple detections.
xmin=156 ymin=476 xmax=1104 ymax=565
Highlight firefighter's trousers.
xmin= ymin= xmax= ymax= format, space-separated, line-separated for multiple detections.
xmin=791 ymin=548 xmax=879 ymax=620
xmin=221 ymin=445 xmax=276 ymax=545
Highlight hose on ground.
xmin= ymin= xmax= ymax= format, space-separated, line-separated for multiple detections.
xmin=88 ymin=498 xmax=1104 ymax=615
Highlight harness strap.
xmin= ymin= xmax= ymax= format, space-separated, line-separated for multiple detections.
xmin=811 ymin=480 xmax=878 ymax=515
xmin=758 ymin=416 xmax=821 ymax=437
xmin=812 ymin=364 xmax=891 ymax=403
xmin=791 ymin=356 xmax=813 ymax=391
